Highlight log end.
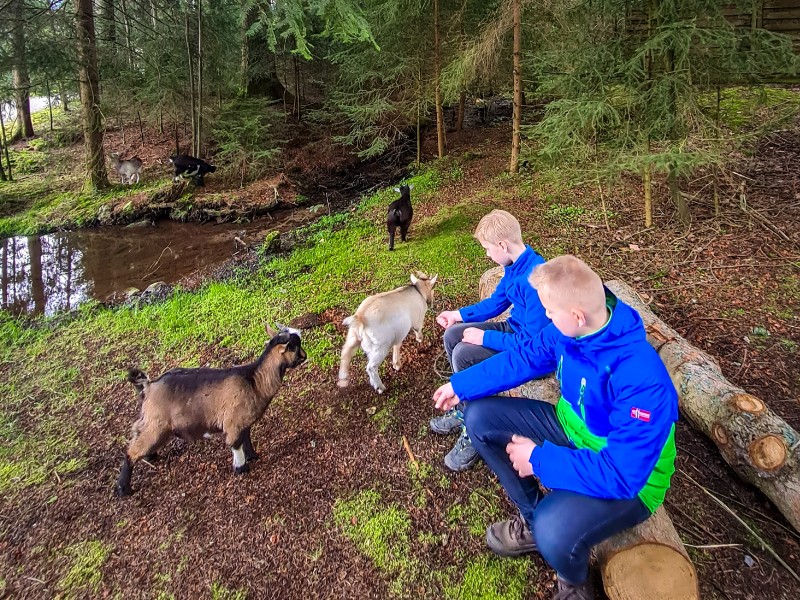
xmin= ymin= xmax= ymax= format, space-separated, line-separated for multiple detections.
xmin=730 ymin=393 xmax=766 ymax=415
xmin=748 ymin=434 xmax=787 ymax=472
xmin=602 ymin=543 xmax=699 ymax=600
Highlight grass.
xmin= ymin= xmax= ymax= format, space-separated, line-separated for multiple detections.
xmin=0 ymin=162 xmax=490 ymax=499
xmin=56 ymin=540 xmax=111 ymax=599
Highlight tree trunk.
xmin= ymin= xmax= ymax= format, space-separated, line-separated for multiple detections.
xmin=47 ymin=80 xmax=54 ymax=132
xmin=11 ymin=0 xmax=34 ymax=141
xmin=607 ymin=279 xmax=800 ymax=533
xmin=76 ymin=0 xmax=110 ymax=192
xmin=669 ymin=168 xmax=689 ymax=225
xmin=197 ymin=0 xmax=204 ymax=155
xmin=0 ymin=106 xmax=11 ymax=180
xmin=478 ymin=266 xmax=699 ymax=600
xmin=509 ymin=0 xmax=522 ymax=173
xmin=433 ymin=0 xmax=445 ymax=158
xmin=185 ymin=3 xmax=197 ymax=157
xmin=100 ymin=0 xmax=116 ymax=57
xmin=456 ymin=90 xmax=466 ymax=132
xmin=60 ymin=82 xmax=69 ymax=112
xmin=239 ymin=2 xmax=251 ymax=96
xmin=644 ymin=162 xmax=652 ymax=228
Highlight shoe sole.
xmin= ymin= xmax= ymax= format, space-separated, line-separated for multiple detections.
xmin=444 ymin=452 xmax=481 ymax=472
xmin=485 ymin=528 xmax=538 ymax=557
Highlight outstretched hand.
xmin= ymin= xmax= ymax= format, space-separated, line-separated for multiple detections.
xmin=433 ymin=382 xmax=460 ymax=412
xmin=506 ymin=434 xmax=537 ymax=478
xmin=436 ymin=310 xmax=462 ymax=329
xmin=462 ymin=327 xmax=485 ymax=346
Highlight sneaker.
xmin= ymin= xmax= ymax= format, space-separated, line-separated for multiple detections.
xmin=485 ymin=515 xmax=537 ymax=557
xmin=553 ymin=576 xmax=594 ymax=600
xmin=429 ymin=403 xmax=464 ymax=435
xmin=443 ymin=428 xmax=480 ymax=472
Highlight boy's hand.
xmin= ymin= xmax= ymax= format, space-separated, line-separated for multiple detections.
xmin=462 ymin=327 xmax=484 ymax=346
xmin=436 ymin=310 xmax=462 ymax=329
xmin=433 ymin=382 xmax=460 ymax=411
xmin=506 ymin=434 xmax=537 ymax=478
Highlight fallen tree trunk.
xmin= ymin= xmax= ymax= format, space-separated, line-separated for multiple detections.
xmin=479 ymin=267 xmax=699 ymax=600
xmin=606 ymin=279 xmax=800 ymax=534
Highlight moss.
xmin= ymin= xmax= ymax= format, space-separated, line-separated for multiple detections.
xmin=210 ymin=581 xmax=248 ymax=600
xmin=56 ymin=540 xmax=111 ymax=598
xmin=443 ymin=555 xmax=533 ymax=600
xmin=333 ymin=489 xmax=413 ymax=575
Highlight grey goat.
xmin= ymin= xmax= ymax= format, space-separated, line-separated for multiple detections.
xmin=110 ymin=153 xmax=143 ymax=185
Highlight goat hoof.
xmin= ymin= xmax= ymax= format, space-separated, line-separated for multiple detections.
xmin=234 ymin=464 xmax=250 ymax=475
xmin=337 ymin=378 xmax=349 ymax=388
xmin=392 ymin=363 xmax=402 ymax=371
xmin=115 ymin=483 xmax=132 ymax=497
xmin=245 ymin=452 xmax=260 ymax=463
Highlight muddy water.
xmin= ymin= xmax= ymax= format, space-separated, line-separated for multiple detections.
xmin=1 ymin=206 xmax=318 ymax=317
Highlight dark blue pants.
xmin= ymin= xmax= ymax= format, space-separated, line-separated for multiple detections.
xmin=443 ymin=321 xmax=514 ymax=373
xmin=464 ymin=396 xmax=651 ymax=584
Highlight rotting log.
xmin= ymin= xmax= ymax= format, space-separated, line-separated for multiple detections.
xmin=606 ymin=279 xmax=800 ymax=533
xmin=479 ymin=267 xmax=699 ymax=600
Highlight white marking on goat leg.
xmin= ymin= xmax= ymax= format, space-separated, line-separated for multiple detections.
xmin=203 ymin=433 xmax=214 ymax=439
xmin=413 ymin=328 xmax=423 ymax=343
xmin=232 ymin=445 xmax=246 ymax=469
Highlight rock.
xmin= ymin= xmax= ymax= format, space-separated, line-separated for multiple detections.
xmin=97 ymin=204 xmax=112 ymax=224
xmin=123 ymin=287 xmax=140 ymax=299
xmin=143 ymin=281 xmax=169 ymax=295
xmin=125 ymin=220 xmax=153 ymax=228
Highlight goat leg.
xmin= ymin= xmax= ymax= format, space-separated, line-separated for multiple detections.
xmin=116 ymin=428 xmax=170 ymax=497
xmin=337 ymin=330 xmax=360 ymax=388
xmin=366 ymin=350 xmax=388 ymax=394
xmin=229 ymin=429 xmax=250 ymax=474
xmin=388 ymin=227 xmax=396 ymax=251
xmin=116 ymin=455 xmax=134 ymax=497
xmin=400 ymin=223 xmax=410 ymax=242
xmin=242 ymin=427 xmax=259 ymax=462
xmin=392 ymin=343 xmax=403 ymax=371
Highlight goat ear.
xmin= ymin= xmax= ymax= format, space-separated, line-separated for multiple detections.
xmin=430 ymin=274 xmax=438 ymax=285
xmin=409 ymin=184 xmax=414 ymax=190
xmin=393 ymin=187 xmax=400 ymax=193
xmin=265 ymin=324 xmax=278 ymax=337
xmin=410 ymin=273 xmax=419 ymax=285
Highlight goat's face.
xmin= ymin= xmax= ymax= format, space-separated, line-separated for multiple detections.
xmin=273 ymin=332 xmax=307 ymax=367
xmin=266 ymin=324 xmax=307 ymax=367
xmin=410 ymin=271 xmax=438 ymax=305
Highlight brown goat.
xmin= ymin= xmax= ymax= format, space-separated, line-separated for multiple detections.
xmin=116 ymin=325 xmax=306 ymax=497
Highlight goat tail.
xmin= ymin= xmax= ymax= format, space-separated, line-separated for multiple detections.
xmin=342 ymin=314 xmax=365 ymax=340
xmin=126 ymin=368 xmax=150 ymax=393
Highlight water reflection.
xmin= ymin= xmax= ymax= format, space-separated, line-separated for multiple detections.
xmin=1 ymin=210 xmax=315 ymax=318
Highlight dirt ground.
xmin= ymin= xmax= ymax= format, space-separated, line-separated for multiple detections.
xmin=1 ymin=113 xmax=799 ymax=600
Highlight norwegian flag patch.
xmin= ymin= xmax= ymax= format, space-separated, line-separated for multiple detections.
xmin=631 ymin=407 xmax=651 ymax=422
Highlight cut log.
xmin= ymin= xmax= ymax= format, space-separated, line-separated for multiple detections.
xmin=606 ymin=280 xmax=800 ymax=533
xmin=595 ymin=507 xmax=699 ymax=600
xmin=479 ymin=266 xmax=699 ymax=600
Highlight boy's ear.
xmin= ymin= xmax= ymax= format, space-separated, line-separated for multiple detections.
xmin=571 ymin=308 xmax=587 ymax=329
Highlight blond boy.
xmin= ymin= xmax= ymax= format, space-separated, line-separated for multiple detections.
xmin=431 ymin=210 xmax=549 ymax=471
xmin=432 ymin=255 xmax=678 ymax=600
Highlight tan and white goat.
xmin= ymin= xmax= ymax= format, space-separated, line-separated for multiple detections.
xmin=116 ymin=325 xmax=306 ymax=497
xmin=338 ymin=272 xmax=437 ymax=393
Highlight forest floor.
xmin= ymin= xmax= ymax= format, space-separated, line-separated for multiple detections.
xmin=1 ymin=94 xmax=799 ymax=600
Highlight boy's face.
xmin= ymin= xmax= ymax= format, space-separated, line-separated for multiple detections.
xmin=480 ymin=240 xmax=512 ymax=267
xmin=538 ymin=288 xmax=584 ymax=338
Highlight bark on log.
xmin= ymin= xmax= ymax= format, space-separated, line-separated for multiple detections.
xmin=606 ymin=279 xmax=800 ymax=533
xmin=478 ymin=267 xmax=699 ymax=600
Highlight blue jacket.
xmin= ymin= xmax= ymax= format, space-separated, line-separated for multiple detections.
xmin=459 ymin=246 xmax=549 ymax=352
xmin=451 ymin=292 xmax=679 ymax=510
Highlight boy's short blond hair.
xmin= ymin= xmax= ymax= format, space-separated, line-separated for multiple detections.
xmin=529 ymin=255 xmax=606 ymax=314
xmin=473 ymin=210 xmax=523 ymax=245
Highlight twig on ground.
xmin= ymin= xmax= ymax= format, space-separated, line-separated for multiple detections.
xmin=684 ymin=543 xmax=743 ymax=549
xmin=681 ymin=470 xmax=800 ymax=584
xmin=401 ymin=435 xmax=418 ymax=468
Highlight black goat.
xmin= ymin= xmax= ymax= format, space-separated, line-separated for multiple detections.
xmin=387 ymin=184 xmax=414 ymax=251
xmin=169 ymin=154 xmax=217 ymax=186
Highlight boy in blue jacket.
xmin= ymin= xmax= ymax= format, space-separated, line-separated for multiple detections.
xmin=431 ymin=209 xmax=550 ymax=471
xmin=432 ymin=255 xmax=678 ymax=600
